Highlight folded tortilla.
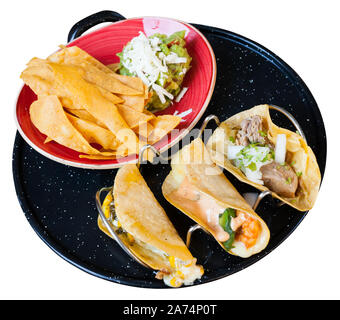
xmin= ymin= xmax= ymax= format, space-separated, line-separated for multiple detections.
xmin=162 ymin=138 xmax=270 ymax=258
xmin=206 ymin=104 xmax=321 ymax=211
xmin=99 ymin=164 xmax=203 ymax=287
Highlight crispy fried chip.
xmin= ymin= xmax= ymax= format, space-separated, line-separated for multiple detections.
xmin=133 ymin=121 xmax=154 ymax=140
xmin=148 ymin=115 xmax=181 ymax=144
xmin=48 ymin=62 xmax=147 ymax=157
xmin=117 ymin=94 xmax=146 ymax=112
xmin=66 ymin=112 xmax=120 ymax=150
xmin=30 ymin=95 xmax=104 ymax=155
xmin=64 ymin=108 xmax=107 ymax=129
xmin=48 ymin=46 xmax=144 ymax=95
xmin=117 ymin=104 xmax=153 ymax=129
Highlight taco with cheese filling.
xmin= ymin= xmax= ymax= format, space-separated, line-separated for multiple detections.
xmin=162 ymin=138 xmax=270 ymax=258
xmin=206 ymin=104 xmax=321 ymax=211
xmin=99 ymin=164 xmax=203 ymax=288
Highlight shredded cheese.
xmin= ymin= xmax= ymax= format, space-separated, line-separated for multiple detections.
xmin=120 ymin=32 xmax=187 ymax=103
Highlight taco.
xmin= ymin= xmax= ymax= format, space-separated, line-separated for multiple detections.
xmin=162 ymin=138 xmax=270 ymax=258
xmin=206 ymin=104 xmax=321 ymax=211
xmin=99 ymin=164 xmax=203 ymax=288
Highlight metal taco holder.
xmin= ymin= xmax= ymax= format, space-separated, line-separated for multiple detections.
xmin=96 ymin=105 xmax=305 ymax=260
xmin=185 ymin=105 xmax=306 ymax=248
xmin=95 ymin=145 xmax=166 ymax=270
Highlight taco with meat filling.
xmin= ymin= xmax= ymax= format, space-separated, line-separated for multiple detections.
xmin=206 ymin=104 xmax=321 ymax=211
xmin=99 ymin=164 xmax=203 ymax=288
xmin=162 ymin=138 xmax=270 ymax=258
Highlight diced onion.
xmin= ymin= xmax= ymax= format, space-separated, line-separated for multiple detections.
xmin=275 ymin=134 xmax=287 ymax=164
xmin=227 ymin=145 xmax=244 ymax=160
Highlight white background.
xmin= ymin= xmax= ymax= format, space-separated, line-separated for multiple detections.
xmin=1 ymin=0 xmax=338 ymax=300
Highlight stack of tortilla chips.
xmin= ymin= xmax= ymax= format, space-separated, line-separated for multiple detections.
xmin=20 ymin=46 xmax=181 ymax=160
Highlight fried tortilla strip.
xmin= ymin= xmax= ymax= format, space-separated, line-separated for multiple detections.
xmin=48 ymin=62 xmax=150 ymax=159
xmin=64 ymin=108 xmax=107 ymax=129
xmin=106 ymin=63 xmax=120 ymax=72
xmin=23 ymin=57 xmax=124 ymax=105
xmin=30 ymin=95 xmax=103 ymax=155
xmin=117 ymin=104 xmax=153 ymax=129
xmin=66 ymin=112 xmax=121 ymax=150
xmin=133 ymin=122 xmax=154 ymax=140
xmin=117 ymin=94 xmax=145 ymax=112
xmin=83 ymin=64 xmax=143 ymax=96
xmin=148 ymin=115 xmax=181 ymax=145
xmin=21 ymin=63 xmax=83 ymax=109
xmin=49 ymin=46 xmax=144 ymax=92
xmin=79 ymin=152 xmax=128 ymax=160
xmin=48 ymin=46 xmax=144 ymax=95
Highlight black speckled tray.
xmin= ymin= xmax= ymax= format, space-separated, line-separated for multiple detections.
xmin=13 ymin=11 xmax=326 ymax=288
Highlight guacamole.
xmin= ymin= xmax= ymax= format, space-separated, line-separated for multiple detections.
xmin=117 ymin=31 xmax=191 ymax=112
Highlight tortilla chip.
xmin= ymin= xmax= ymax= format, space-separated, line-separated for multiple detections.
xmin=206 ymin=104 xmax=321 ymax=211
xmin=21 ymin=62 xmax=82 ymax=110
xmin=117 ymin=94 xmax=145 ymax=112
xmin=106 ymin=63 xmax=120 ymax=72
xmin=48 ymin=46 xmax=144 ymax=94
xmin=47 ymin=62 xmax=145 ymax=157
xmin=133 ymin=122 xmax=154 ymax=140
xmin=30 ymin=95 xmax=102 ymax=155
xmin=79 ymin=153 xmax=127 ymax=160
xmin=64 ymin=108 xmax=107 ymax=129
xmin=83 ymin=64 xmax=143 ymax=96
xmin=117 ymin=104 xmax=153 ymax=129
xmin=66 ymin=112 xmax=120 ymax=150
xmin=148 ymin=115 xmax=181 ymax=144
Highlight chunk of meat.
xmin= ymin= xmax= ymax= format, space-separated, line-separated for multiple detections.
xmin=236 ymin=115 xmax=266 ymax=146
xmin=260 ymin=162 xmax=298 ymax=198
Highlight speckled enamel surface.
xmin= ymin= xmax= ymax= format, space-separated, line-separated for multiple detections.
xmin=12 ymin=24 xmax=326 ymax=288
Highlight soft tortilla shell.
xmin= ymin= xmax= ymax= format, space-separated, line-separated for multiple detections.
xmin=113 ymin=164 xmax=193 ymax=262
xmin=98 ymin=191 xmax=173 ymax=272
xmin=162 ymin=138 xmax=270 ymax=258
xmin=206 ymin=104 xmax=321 ymax=211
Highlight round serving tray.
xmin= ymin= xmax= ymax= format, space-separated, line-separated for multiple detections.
xmin=12 ymin=11 xmax=326 ymax=288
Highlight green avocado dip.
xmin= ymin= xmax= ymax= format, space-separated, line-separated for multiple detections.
xmin=116 ymin=30 xmax=192 ymax=112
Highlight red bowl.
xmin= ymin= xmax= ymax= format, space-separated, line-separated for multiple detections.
xmin=15 ymin=16 xmax=216 ymax=169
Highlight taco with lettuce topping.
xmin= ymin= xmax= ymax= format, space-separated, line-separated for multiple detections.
xmin=162 ymin=138 xmax=270 ymax=258
xmin=206 ymin=104 xmax=321 ymax=211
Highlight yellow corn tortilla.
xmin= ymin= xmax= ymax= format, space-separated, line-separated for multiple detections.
xmin=148 ymin=115 xmax=181 ymax=145
xmin=65 ymin=112 xmax=121 ymax=151
xmin=106 ymin=63 xmax=120 ymax=72
xmin=133 ymin=122 xmax=154 ymax=140
xmin=46 ymin=62 xmax=148 ymax=158
xmin=64 ymin=108 xmax=107 ymax=129
xmin=24 ymin=57 xmax=125 ymax=106
xmin=117 ymin=94 xmax=146 ymax=112
xmin=206 ymin=104 xmax=321 ymax=211
xmin=162 ymin=138 xmax=270 ymax=258
xmin=48 ymin=46 xmax=145 ymax=94
xmin=99 ymin=164 xmax=194 ymax=272
xmin=117 ymin=104 xmax=153 ymax=129
xmin=29 ymin=95 xmax=116 ymax=156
